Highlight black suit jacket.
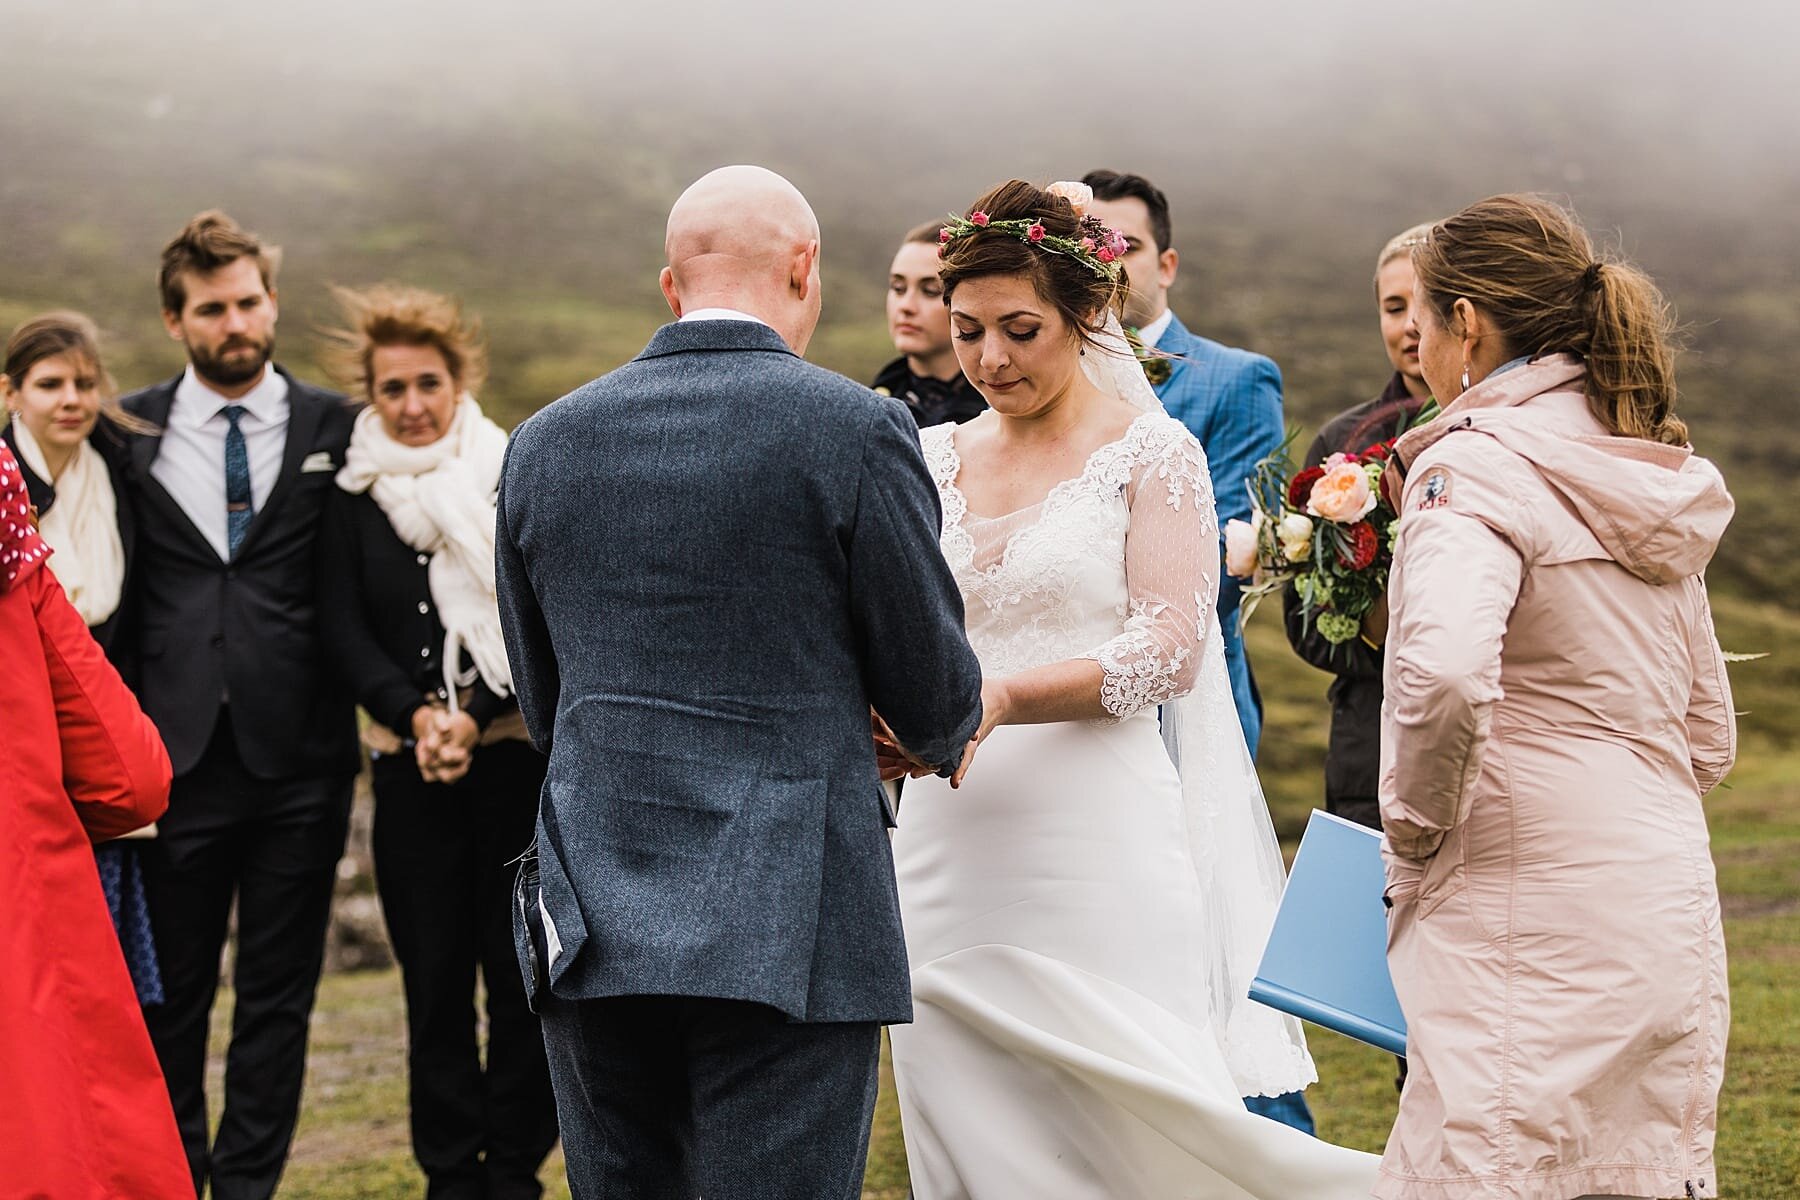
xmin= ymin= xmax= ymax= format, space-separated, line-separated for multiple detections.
xmin=0 ymin=417 xmax=136 ymax=662
xmin=119 ymin=367 xmax=360 ymax=781
xmin=317 ymin=485 xmax=513 ymax=737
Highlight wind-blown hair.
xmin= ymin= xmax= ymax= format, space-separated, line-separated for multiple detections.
xmin=321 ymin=284 xmax=488 ymax=399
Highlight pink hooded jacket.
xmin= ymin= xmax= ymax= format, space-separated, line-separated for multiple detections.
xmin=1376 ymin=355 xmax=1734 ymax=1200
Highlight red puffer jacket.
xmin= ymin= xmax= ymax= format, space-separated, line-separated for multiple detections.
xmin=0 ymin=444 xmax=190 ymax=1197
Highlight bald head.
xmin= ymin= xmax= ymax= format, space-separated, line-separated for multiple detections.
xmin=659 ymin=166 xmax=824 ymax=354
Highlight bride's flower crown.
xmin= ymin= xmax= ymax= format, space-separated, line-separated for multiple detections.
xmin=937 ymin=180 xmax=1131 ymax=281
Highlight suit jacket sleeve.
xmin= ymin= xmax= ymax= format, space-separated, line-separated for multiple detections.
xmin=849 ymin=403 xmax=984 ymax=771
xmin=495 ymin=437 xmax=560 ymax=754
xmin=33 ymin=565 xmax=172 ymax=840
xmin=317 ymin=489 xmax=430 ymax=736
xmin=1208 ymin=356 xmax=1286 ymax=632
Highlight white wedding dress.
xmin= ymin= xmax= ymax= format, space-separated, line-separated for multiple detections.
xmin=889 ymin=328 xmax=1380 ymax=1199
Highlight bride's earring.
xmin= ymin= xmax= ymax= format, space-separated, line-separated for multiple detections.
xmin=1460 ymin=364 xmax=1471 ymax=391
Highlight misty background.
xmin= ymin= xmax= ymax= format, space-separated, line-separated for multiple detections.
xmin=4 ymin=0 xmax=1799 ymax=612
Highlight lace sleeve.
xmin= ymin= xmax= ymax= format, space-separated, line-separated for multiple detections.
xmin=1088 ymin=423 xmax=1218 ymax=719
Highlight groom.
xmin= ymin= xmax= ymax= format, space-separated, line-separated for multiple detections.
xmin=495 ymin=165 xmax=984 ymax=1197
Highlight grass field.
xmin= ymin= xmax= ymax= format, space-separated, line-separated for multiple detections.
xmin=250 ymin=595 xmax=1797 ymax=1198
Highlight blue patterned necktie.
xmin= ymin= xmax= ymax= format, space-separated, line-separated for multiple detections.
xmin=222 ymin=405 xmax=254 ymax=557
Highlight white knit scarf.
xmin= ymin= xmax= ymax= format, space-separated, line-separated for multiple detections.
xmin=8 ymin=415 xmax=123 ymax=626
xmin=336 ymin=394 xmax=512 ymax=706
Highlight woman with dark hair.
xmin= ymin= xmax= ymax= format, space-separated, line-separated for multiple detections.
xmin=1 ymin=440 xmax=190 ymax=1197
xmin=318 ymin=285 xmax=558 ymax=1199
xmin=881 ymin=180 xmax=1376 ymax=1197
xmin=2 ymin=312 xmax=165 ymax=1009
xmin=871 ymin=221 xmax=985 ymax=427
xmin=1282 ymin=223 xmax=1435 ymax=833
xmin=1378 ymin=195 xmax=1734 ymax=1200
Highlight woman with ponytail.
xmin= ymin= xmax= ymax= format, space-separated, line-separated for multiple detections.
xmin=1376 ymin=195 xmax=1734 ymax=1200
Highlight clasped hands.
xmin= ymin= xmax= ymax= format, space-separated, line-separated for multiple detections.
xmin=872 ymin=680 xmax=1009 ymax=791
xmin=410 ymin=704 xmax=479 ymax=785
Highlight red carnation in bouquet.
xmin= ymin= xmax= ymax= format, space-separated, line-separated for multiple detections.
xmin=1287 ymin=465 xmax=1326 ymax=510
xmin=1337 ymin=520 xmax=1379 ymax=571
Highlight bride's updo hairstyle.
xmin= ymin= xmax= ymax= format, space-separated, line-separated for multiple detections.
xmin=937 ymin=180 xmax=1126 ymax=355
xmin=1414 ymin=194 xmax=1687 ymax=446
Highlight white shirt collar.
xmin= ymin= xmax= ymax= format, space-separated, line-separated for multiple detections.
xmin=1138 ymin=308 xmax=1176 ymax=349
xmin=174 ymin=363 xmax=290 ymax=427
xmin=678 ymin=307 xmax=770 ymax=328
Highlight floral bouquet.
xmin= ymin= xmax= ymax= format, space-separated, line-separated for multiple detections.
xmin=1224 ymin=404 xmax=1436 ymax=648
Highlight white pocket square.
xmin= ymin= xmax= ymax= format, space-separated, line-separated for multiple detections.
xmin=301 ymin=452 xmax=336 ymax=474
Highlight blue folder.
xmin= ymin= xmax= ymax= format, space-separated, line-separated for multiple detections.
xmin=1249 ymin=809 xmax=1408 ymax=1057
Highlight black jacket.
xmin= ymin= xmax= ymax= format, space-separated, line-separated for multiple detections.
xmin=119 ymin=367 xmax=360 ymax=780
xmin=1283 ymin=374 xmax=1430 ymax=826
xmin=317 ymin=485 xmax=513 ymax=737
xmin=870 ymin=357 xmax=986 ymax=428
xmin=0 ymin=417 xmax=135 ymax=660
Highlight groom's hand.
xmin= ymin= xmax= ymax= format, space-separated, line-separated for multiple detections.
xmin=872 ymin=709 xmax=935 ymax=782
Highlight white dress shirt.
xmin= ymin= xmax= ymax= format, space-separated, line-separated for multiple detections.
xmin=679 ymin=307 xmax=770 ymax=327
xmin=1138 ymin=307 xmax=1175 ymax=349
xmin=151 ymin=365 xmax=290 ymax=561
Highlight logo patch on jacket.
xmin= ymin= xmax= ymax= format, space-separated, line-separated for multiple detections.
xmin=1417 ymin=467 xmax=1452 ymax=511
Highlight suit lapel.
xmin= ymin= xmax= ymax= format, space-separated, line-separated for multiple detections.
xmin=232 ymin=373 xmax=321 ymax=561
xmin=124 ymin=379 xmax=221 ymax=562
xmin=1151 ymin=315 xmax=1206 ymax=402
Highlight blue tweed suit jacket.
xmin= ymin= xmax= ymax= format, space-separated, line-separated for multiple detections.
xmin=1153 ymin=313 xmax=1286 ymax=758
xmin=496 ymin=319 xmax=984 ymax=1026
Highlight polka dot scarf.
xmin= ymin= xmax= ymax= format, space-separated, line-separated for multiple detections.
xmin=1 ymin=441 xmax=51 ymax=592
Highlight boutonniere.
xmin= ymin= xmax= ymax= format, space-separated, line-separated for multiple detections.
xmin=1124 ymin=326 xmax=1173 ymax=387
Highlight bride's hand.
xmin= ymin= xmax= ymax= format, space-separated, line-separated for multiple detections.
xmin=951 ymin=678 xmax=1011 ymax=789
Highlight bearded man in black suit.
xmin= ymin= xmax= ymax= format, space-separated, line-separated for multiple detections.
xmin=120 ymin=210 xmax=360 ymax=1200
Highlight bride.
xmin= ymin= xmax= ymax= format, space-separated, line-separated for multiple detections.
xmin=882 ymin=181 xmax=1380 ymax=1198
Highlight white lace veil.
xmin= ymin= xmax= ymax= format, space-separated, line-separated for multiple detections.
xmin=1082 ymin=312 xmax=1317 ymax=1096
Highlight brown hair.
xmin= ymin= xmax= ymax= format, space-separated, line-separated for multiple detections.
xmin=1413 ymin=195 xmax=1686 ymax=445
xmin=158 ymin=210 xmax=282 ymax=314
xmin=937 ymin=180 xmax=1124 ymax=352
xmin=1 ymin=312 xmax=158 ymax=437
xmin=3 ymin=312 xmax=113 ymax=399
xmin=321 ymin=284 xmax=488 ymax=399
xmin=903 ymin=220 xmax=945 ymax=247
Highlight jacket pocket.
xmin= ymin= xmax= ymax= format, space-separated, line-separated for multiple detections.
xmin=1415 ymin=825 xmax=1468 ymax=920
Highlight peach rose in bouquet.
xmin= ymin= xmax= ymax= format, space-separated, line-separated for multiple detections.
xmin=1306 ymin=458 xmax=1379 ymax=523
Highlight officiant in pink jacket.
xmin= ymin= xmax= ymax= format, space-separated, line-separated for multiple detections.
xmin=1377 ymin=196 xmax=1735 ymax=1200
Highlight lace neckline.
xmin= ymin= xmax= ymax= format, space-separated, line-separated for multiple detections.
xmin=937 ymin=410 xmax=1160 ymax=522
xmin=927 ymin=411 xmax=1167 ymax=591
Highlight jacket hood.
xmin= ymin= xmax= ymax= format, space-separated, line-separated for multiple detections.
xmin=1398 ymin=355 xmax=1733 ymax=584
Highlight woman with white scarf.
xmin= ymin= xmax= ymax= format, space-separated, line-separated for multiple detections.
xmin=318 ymin=286 xmax=558 ymax=1197
xmin=2 ymin=311 xmax=165 ymax=1010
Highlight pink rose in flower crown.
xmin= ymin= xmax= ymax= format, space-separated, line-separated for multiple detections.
xmin=970 ymin=211 xmax=990 ymax=226
xmin=938 ymin=227 xmax=952 ymax=244
xmin=1026 ymin=223 xmax=1046 ymax=242
xmin=1223 ymin=516 xmax=1261 ymax=579
xmin=1307 ymin=461 xmax=1379 ymax=522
